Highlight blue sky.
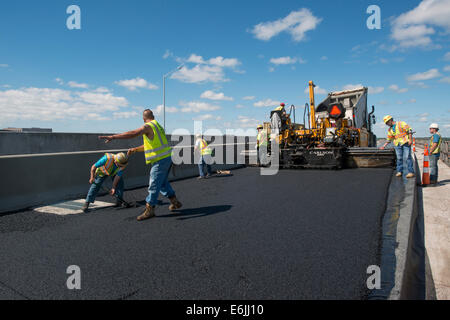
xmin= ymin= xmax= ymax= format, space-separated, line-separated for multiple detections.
xmin=1 ymin=0 xmax=449 ymax=137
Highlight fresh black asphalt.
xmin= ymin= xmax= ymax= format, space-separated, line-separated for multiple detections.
xmin=0 ymin=167 xmax=392 ymax=299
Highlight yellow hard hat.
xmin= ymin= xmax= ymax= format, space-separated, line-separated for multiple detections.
xmin=114 ymin=152 xmax=129 ymax=167
xmin=257 ymin=125 xmax=263 ymax=129
xmin=274 ymin=106 xmax=284 ymax=111
xmin=383 ymin=115 xmax=393 ymax=124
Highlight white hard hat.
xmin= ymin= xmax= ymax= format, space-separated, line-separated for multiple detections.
xmin=429 ymin=123 xmax=439 ymax=129
xmin=196 ymin=134 xmax=201 ymax=138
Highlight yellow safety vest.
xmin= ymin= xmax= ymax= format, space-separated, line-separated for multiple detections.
xmin=143 ymin=120 xmax=172 ymax=165
xmin=387 ymin=121 xmax=412 ymax=146
xmin=257 ymin=130 xmax=268 ymax=147
xmin=430 ymin=132 xmax=442 ymax=155
xmin=199 ymin=139 xmax=213 ymax=156
xmin=96 ymin=153 xmax=120 ymax=177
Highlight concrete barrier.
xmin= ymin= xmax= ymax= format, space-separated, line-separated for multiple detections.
xmin=0 ymin=141 xmax=247 ymax=214
xmin=369 ymin=154 xmax=424 ymax=299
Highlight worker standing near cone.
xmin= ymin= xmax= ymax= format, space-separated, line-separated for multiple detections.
xmin=380 ymin=115 xmax=415 ymax=178
xmin=195 ymin=134 xmax=213 ymax=179
xmin=428 ymin=123 xmax=442 ymax=185
xmin=256 ymin=125 xmax=268 ymax=166
xmin=99 ymin=109 xmax=182 ymax=221
xmin=83 ymin=152 xmax=130 ymax=213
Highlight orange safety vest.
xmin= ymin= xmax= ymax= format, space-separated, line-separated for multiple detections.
xmin=387 ymin=121 xmax=411 ymax=146
xmin=96 ymin=153 xmax=120 ymax=177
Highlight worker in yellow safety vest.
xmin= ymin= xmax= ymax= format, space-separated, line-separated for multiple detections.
xmin=195 ymin=134 xmax=213 ymax=179
xmin=428 ymin=123 xmax=442 ymax=185
xmin=83 ymin=152 xmax=130 ymax=213
xmin=256 ymin=125 xmax=268 ymax=166
xmin=380 ymin=115 xmax=415 ymax=178
xmin=99 ymin=109 xmax=182 ymax=221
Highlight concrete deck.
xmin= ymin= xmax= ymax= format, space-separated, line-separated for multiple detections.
xmin=415 ymin=148 xmax=450 ymax=300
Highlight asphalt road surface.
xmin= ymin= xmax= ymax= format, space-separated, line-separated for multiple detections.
xmin=0 ymin=167 xmax=392 ymax=299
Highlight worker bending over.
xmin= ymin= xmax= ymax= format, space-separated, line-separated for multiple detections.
xmin=428 ymin=123 xmax=442 ymax=185
xmin=380 ymin=115 xmax=415 ymax=178
xmin=83 ymin=152 xmax=130 ymax=213
xmin=99 ymin=109 xmax=182 ymax=221
xmin=195 ymin=134 xmax=213 ymax=179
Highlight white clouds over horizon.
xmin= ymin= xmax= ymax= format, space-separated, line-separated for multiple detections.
xmin=115 ymin=77 xmax=159 ymax=91
xmin=200 ymin=90 xmax=233 ymax=101
xmin=406 ymin=68 xmax=442 ymax=81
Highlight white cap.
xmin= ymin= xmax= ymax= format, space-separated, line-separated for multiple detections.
xmin=429 ymin=123 xmax=439 ymax=129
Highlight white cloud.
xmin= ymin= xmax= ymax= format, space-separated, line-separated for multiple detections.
xmin=242 ymin=96 xmax=255 ymax=101
xmin=406 ymin=68 xmax=442 ymax=81
xmin=113 ymin=111 xmax=139 ymax=119
xmin=270 ymin=56 xmax=298 ymax=65
xmin=250 ymin=8 xmax=322 ymax=42
xmin=342 ymin=84 xmax=364 ymax=91
xmin=55 ymin=78 xmax=64 ymax=85
xmin=320 ymin=56 xmax=328 ymax=60
xmin=235 ymin=104 xmax=245 ymax=109
xmin=115 ymin=77 xmax=159 ymax=91
xmin=444 ymin=65 xmax=450 ymax=72
xmin=304 ymin=86 xmax=327 ymax=95
xmin=0 ymin=64 xmax=8 ymax=68
xmin=192 ymin=114 xmax=222 ymax=121
xmin=237 ymin=115 xmax=261 ymax=128
xmin=68 ymin=81 xmax=89 ymax=89
xmin=389 ymin=84 xmax=409 ymax=93
xmin=368 ymin=86 xmax=384 ymax=94
xmin=171 ymin=65 xmax=226 ymax=83
xmin=254 ymin=99 xmax=280 ymax=108
xmin=179 ymin=101 xmax=221 ymax=113
xmin=0 ymin=87 xmax=129 ymax=123
xmin=200 ymin=90 xmax=233 ymax=101
xmin=439 ymin=76 xmax=450 ymax=83
xmin=152 ymin=104 xmax=179 ymax=115
xmin=163 ymin=49 xmax=173 ymax=59
xmin=390 ymin=0 xmax=450 ymax=49
xmin=172 ymin=54 xmax=242 ymax=84
xmin=444 ymin=52 xmax=450 ymax=61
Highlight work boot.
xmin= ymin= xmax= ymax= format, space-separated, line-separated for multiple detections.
xmin=137 ymin=203 xmax=155 ymax=221
xmin=168 ymin=196 xmax=182 ymax=211
xmin=406 ymin=173 xmax=415 ymax=178
xmin=396 ymin=172 xmax=402 ymax=177
xmin=82 ymin=202 xmax=89 ymax=213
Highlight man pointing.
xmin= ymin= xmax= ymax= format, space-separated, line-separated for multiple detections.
xmin=99 ymin=109 xmax=182 ymax=221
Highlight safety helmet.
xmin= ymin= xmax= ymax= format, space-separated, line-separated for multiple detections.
xmin=274 ymin=106 xmax=284 ymax=111
xmin=429 ymin=123 xmax=439 ymax=129
xmin=257 ymin=125 xmax=263 ymax=129
xmin=383 ymin=115 xmax=393 ymax=124
xmin=114 ymin=152 xmax=129 ymax=167
xmin=196 ymin=133 xmax=202 ymax=138
xmin=280 ymin=103 xmax=285 ymax=107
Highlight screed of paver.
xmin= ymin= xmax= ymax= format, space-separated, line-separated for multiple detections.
xmin=416 ymin=148 xmax=450 ymax=300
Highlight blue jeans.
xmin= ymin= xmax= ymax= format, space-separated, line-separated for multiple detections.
xmin=198 ymin=155 xmax=212 ymax=177
xmin=394 ymin=143 xmax=414 ymax=174
xmin=430 ymin=154 xmax=439 ymax=182
xmin=86 ymin=175 xmax=124 ymax=203
xmin=146 ymin=156 xmax=176 ymax=206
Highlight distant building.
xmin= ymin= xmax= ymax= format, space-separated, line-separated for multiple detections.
xmin=0 ymin=127 xmax=53 ymax=133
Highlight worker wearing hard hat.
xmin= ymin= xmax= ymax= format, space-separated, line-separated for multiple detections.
xmin=380 ymin=115 xmax=415 ymax=178
xmin=99 ymin=109 xmax=182 ymax=221
xmin=256 ymin=125 xmax=268 ymax=166
xmin=271 ymin=102 xmax=287 ymax=137
xmin=429 ymin=123 xmax=442 ymax=185
xmin=83 ymin=152 xmax=130 ymax=213
xmin=195 ymin=134 xmax=213 ymax=179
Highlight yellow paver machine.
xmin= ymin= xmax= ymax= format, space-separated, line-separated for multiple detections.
xmin=269 ymin=81 xmax=395 ymax=169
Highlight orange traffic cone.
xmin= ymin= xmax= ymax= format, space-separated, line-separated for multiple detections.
xmin=422 ymin=144 xmax=430 ymax=186
xmin=413 ymin=138 xmax=416 ymax=153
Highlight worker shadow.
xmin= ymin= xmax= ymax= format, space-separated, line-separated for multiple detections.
xmin=436 ymin=179 xmax=450 ymax=186
xmin=157 ymin=205 xmax=232 ymax=220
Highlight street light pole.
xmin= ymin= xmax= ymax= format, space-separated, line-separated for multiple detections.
xmin=163 ymin=64 xmax=184 ymax=131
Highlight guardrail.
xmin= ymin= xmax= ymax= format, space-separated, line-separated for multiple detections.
xmin=0 ymin=140 xmax=249 ymax=214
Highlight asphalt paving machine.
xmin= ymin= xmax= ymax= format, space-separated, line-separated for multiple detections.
xmin=269 ymin=81 xmax=395 ymax=169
